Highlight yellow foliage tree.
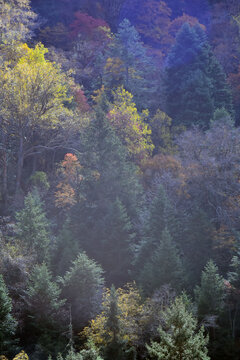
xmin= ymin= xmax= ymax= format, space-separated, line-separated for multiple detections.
xmin=0 ymin=0 xmax=36 ymax=45
xmin=12 ymin=351 xmax=29 ymax=360
xmin=0 ymin=43 xmax=71 ymax=195
xmin=0 ymin=351 xmax=29 ymax=360
xmin=81 ymin=283 xmax=144 ymax=348
xmin=108 ymin=87 xmax=154 ymax=161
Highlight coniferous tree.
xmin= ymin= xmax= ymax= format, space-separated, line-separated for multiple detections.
xmin=195 ymin=260 xmax=225 ymax=320
xmin=139 ymin=228 xmax=185 ymax=295
xmin=104 ymin=18 xmax=156 ymax=109
xmin=102 ymin=198 xmax=135 ymax=286
xmin=103 ymin=286 xmax=131 ymax=360
xmin=182 ymin=208 xmax=214 ymax=287
xmin=0 ymin=275 xmax=17 ymax=354
xmin=165 ymin=23 xmax=233 ymax=128
xmin=59 ymin=253 xmax=104 ymax=331
xmin=195 ymin=25 xmax=233 ymax=116
xmin=147 ymin=296 xmax=210 ymax=360
xmin=70 ymin=94 xmax=142 ymax=277
xmin=16 ymin=191 xmax=50 ymax=263
xmin=24 ymin=263 xmax=66 ymax=356
xmin=227 ymin=249 xmax=240 ymax=339
xmin=165 ymin=23 xmax=213 ymax=128
xmin=135 ymin=185 xmax=179 ymax=268
xmin=53 ymin=219 xmax=80 ymax=276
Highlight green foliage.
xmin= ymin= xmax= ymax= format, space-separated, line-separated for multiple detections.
xmin=228 ymin=248 xmax=240 ymax=289
xmin=24 ymin=263 xmax=66 ymax=356
xmin=139 ymin=228 xmax=185 ymax=295
xmin=102 ymin=286 xmax=127 ymax=360
xmin=210 ymin=108 xmax=235 ymax=128
xmin=195 ymin=260 xmax=225 ymax=320
xmin=57 ymin=343 xmax=103 ymax=360
xmin=165 ymin=23 xmax=233 ymax=128
xmin=135 ymin=185 xmax=179 ymax=267
xmin=53 ymin=219 xmax=80 ymax=276
xmin=70 ymin=95 xmax=142 ymax=283
xmin=104 ymin=18 xmax=156 ymax=109
xmin=0 ymin=275 xmax=17 ymax=354
xmin=29 ymin=171 xmax=50 ymax=192
xmin=79 ymin=341 xmax=103 ymax=360
xmin=16 ymin=191 xmax=50 ymax=263
xmin=0 ymin=0 xmax=239 ymax=357
xmin=182 ymin=209 xmax=214 ymax=287
xmin=146 ymin=296 xmax=210 ymax=360
xmin=100 ymin=198 xmax=135 ymax=286
xmin=59 ymin=253 xmax=104 ymax=330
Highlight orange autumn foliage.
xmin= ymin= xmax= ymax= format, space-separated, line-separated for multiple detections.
xmin=55 ymin=153 xmax=83 ymax=209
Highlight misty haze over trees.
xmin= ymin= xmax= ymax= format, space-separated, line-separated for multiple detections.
xmin=1 ymin=0 xmax=240 ymax=359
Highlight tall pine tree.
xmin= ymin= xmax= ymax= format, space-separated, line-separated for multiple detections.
xmin=165 ymin=23 xmax=233 ymax=129
xmin=195 ymin=260 xmax=225 ymax=320
xmin=16 ymin=191 xmax=50 ymax=263
xmin=24 ymin=263 xmax=66 ymax=357
xmin=104 ymin=18 xmax=156 ymax=109
xmin=70 ymin=94 xmax=142 ymax=283
xmin=0 ymin=275 xmax=17 ymax=354
xmin=139 ymin=228 xmax=185 ymax=295
xmin=135 ymin=184 xmax=179 ymax=268
xmin=147 ymin=296 xmax=210 ymax=360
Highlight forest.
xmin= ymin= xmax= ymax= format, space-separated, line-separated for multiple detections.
xmin=1 ymin=0 xmax=240 ymax=359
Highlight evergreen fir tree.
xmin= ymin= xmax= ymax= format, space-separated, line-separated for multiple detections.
xmin=59 ymin=252 xmax=104 ymax=331
xmin=228 ymin=249 xmax=240 ymax=289
xmin=0 ymin=275 xmax=17 ymax=354
xmin=139 ymin=228 xmax=185 ymax=295
xmin=194 ymin=25 xmax=233 ymax=116
xmin=210 ymin=107 xmax=234 ymax=128
xmin=103 ymin=286 xmax=127 ymax=360
xmin=53 ymin=218 xmax=80 ymax=276
xmin=16 ymin=190 xmax=50 ymax=263
xmin=24 ymin=263 xmax=66 ymax=356
xmin=147 ymin=296 xmax=210 ymax=360
xmin=135 ymin=184 xmax=179 ymax=267
xmin=70 ymin=94 xmax=141 ymax=278
xmin=57 ymin=342 xmax=103 ymax=360
xmin=165 ymin=23 xmax=211 ymax=128
xmin=102 ymin=198 xmax=135 ymax=286
xmin=165 ymin=23 xmax=233 ymax=128
xmin=104 ymin=18 xmax=156 ymax=109
xmin=182 ymin=208 xmax=214 ymax=287
xmin=195 ymin=260 xmax=225 ymax=320
xmin=227 ymin=249 xmax=240 ymax=340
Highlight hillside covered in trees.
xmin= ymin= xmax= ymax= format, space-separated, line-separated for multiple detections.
xmin=1 ymin=0 xmax=240 ymax=359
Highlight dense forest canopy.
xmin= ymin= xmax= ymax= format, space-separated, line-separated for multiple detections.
xmin=1 ymin=0 xmax=240 ymax=359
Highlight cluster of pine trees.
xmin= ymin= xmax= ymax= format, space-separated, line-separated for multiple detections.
xmin=1 ymin=0 xmax=240 ymax=359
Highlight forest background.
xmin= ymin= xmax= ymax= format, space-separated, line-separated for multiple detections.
xmin=1 ymin=0 xmax=240 ymax=359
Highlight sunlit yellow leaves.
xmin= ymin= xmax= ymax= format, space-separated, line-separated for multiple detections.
xmin=104 ymin=57 xmax=124 ymax=81
xmin=13 ymin=351 xmax=29 ymax=360
xmin=0 ymin=43 xmax=71 ymax=131
xmin=108 ymin=87 xmax=154 ymax=162
xmin=81 ymin=283 xmax=144 ymax=347
xmin=1 ymin=351 xmax=29 ymax=360
xmin=0 ymin=0 xmax=36 ymax=44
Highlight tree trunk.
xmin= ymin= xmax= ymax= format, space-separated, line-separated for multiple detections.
xmin=2 ymin=148 xmax=8 ymax=208
xmin=15 ymin=131 xmax=24 ymax=197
